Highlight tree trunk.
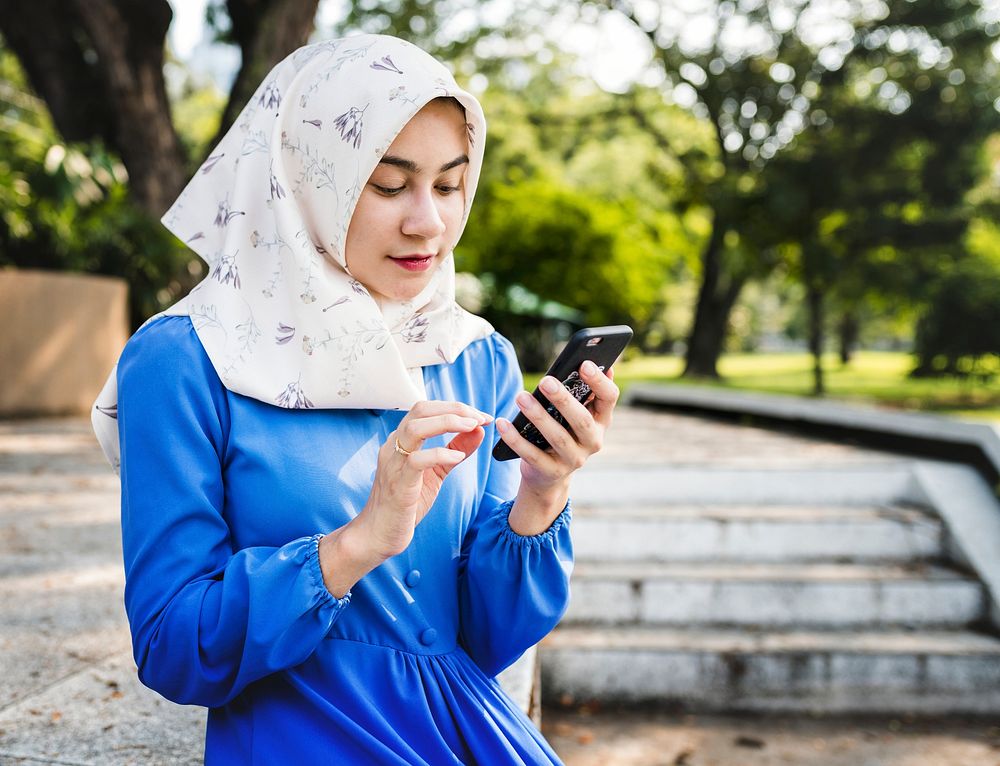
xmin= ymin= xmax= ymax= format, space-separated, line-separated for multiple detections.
xmin=69 ymin=0 xmax=187 ymax=217
xmin=4 ymin=0 xmax=321 ymax=213
xmin=838 ymin=311 xmax=859 ymax=365
xmin=683 ymin=218 xmax=745 ymax=378
xmin=807 ymin=282 xmax=825 ymax=396
xmin=0 ymin=0 xmax=117 ymax=146
xmin=209 ymin=0 xmax=321 ymax=150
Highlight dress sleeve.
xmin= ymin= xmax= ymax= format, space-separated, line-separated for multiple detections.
xmin=117 ymin=317 xmax=350 ymax=708
xmin=457 ymin=334 xmax=574 ymax=678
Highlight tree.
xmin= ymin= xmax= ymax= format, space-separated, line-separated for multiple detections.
xmin=0 ymin=0 xmax=320 ymax=218
xmin=335 ymin=0 xmax=543 ymax=77
xmin=0 ymin=0 xmax=322 ymax=323
xmin=762 ymin=0 xmax=1000 ymax=393
xmin=913 ymin=255 xmax=1000 ymax=378
xmin=594 ymin=0 xmax=1000 ymax=379
xmin=449 ymin=70 xmax=698 ymax=354
xmin=593 ymin=0 xmax=832 ymax=376
xmin=0 ymin=0 xmax=185 ymax=215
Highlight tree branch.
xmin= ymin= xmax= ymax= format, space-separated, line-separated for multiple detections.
xmin=69 ymin=0 xmax=186 ymax=216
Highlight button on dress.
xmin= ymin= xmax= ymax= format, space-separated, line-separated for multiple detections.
xmin=116 ymin=316 xmax=573 ymax=764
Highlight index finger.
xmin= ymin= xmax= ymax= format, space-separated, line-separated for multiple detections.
xmin=406 ymin=399 xmax=493 ymax=425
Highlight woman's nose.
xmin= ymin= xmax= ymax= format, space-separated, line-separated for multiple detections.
xmin=401 ymin=189 xmax=447 ymax=239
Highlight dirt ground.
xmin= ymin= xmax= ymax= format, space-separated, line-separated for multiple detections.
xmin=542 ymin=707 xmax=1000 ymax=766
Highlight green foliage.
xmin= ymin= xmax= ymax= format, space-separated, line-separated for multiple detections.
xmin=0 ymin=45 xmax=191 ymax=325
xmin=735 ymin=0 xmax=1000 ymax=386
xmin=967 ymin=217 xmax=1000 ymax=269
xmin=459 ymin=176 xmax=676 ymax=338
xmin=169 ymin=79 xmax=227 ymax=172
xmin=913 ymin=249 xmax=1000 ymax=378
xmin=453 ymin=74 xmax=710 ymax=351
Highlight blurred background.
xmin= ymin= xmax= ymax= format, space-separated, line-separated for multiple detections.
xmin=1 ymin=0 xmax=999 ymax=416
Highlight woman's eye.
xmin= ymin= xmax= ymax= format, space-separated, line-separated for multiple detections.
xmin=373 ymin=184 xmax=404 ymax=196
xmin=437 ymin=185 xmax=460 ymax=195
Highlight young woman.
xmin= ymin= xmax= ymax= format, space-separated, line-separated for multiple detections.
xmin=92 ymin=34 xmax=619 ymax=764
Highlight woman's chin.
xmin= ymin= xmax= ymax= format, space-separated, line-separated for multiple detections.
xmin=377 ymin=270 xmax=440 ymax=304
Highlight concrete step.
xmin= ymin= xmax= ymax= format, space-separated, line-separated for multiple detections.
xmin=564 ymin=561 xmax=984 ymax=629
xmin=540 ymin=626 xmax=1000 ymax=714
xmin=571 ymin=504 xmax=943 ymax=562
xmin=571 ymin=465 xmax=919 ymax=507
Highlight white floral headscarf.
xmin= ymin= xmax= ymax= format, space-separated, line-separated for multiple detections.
xmin=92 ymin=34 xmax=493 ymax=472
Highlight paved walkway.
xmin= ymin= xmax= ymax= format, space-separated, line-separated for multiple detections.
xmin=0 ymin=418 xmax=202 ymax=765
xmin=0 ymin=409 xmax=995 ymax=764
xmin=542 ymin=708 xmax=1000 ymax=766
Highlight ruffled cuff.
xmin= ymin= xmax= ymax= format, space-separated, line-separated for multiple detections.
xmin=495 ymin=497 xmax=573 ymax=547
xmin=307 ymin=533 xmax=352 ymax=613
xmin=458 ymin=497 xmax=574 ymax=676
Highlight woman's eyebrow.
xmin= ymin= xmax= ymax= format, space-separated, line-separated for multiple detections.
xmin=439 ymin=154 xmax=469 ymax=172
xmin=378 ymin=154 xmax=469 ymax=173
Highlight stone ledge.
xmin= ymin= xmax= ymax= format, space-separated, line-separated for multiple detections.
xmin=624 ymin=383 xmax=1000 ymax=484
xmin=0 ymin=269 xmax=128 ymax=417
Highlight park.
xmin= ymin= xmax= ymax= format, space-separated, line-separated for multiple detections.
xmin=1 ymin=0 xmax=1000 ymax=763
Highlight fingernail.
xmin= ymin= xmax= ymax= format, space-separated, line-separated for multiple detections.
xmin=539 ymin=377 xmax=559 ymax=394
xmin=582 ymin=360 xmax=597 ymax=375
xmin=460 ymin=417 xmax=477 ymax=428
xmin=477 ymin=411 xmax=493 ymax=424
xmin=516 ymin=392 xmax=533 ymax=409
xmin=496 ymin=418 xmax=509 ymax=433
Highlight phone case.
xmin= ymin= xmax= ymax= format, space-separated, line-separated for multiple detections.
xmin=492 ymin=325 xmax=633 ymax=461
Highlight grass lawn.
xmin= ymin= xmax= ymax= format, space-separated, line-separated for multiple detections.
xmin=526 ymin=351 xmax=1000 ymax=424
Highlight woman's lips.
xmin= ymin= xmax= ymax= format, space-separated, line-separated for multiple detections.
xmin=389 ymin=254 xmax=435 ymax=272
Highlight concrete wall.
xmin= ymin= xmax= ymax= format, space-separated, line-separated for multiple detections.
xmin=0 ymin=269 xmax=128 ymax=417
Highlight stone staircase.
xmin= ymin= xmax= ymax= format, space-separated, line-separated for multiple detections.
xmin=540 ymin=463 xmax=1000 ymax=714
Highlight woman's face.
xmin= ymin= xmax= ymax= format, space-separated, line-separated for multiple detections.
xmin=344 ymin=99 xmax=469 ymax=303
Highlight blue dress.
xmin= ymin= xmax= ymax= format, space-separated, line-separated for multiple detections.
xmin=116 ymin=315 xmax=572 ymax=764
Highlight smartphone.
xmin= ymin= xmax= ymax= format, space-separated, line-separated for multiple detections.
xmin=492 ymin=325 xmax=633 ymax=461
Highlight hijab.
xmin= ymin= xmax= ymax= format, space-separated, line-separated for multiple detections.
xmin=92 ymin=34 xmax=494 ymax=472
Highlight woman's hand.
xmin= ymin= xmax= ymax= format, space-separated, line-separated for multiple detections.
xmin=495 ymin=360 xmax=620 ymax=535
xmin=360 ymin=400 xmax=491 ymax=558
xmin=318 ymin=401 xmax=490 ymax=596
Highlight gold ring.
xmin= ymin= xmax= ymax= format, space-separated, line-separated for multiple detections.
xmin=394 ymin=437 xmax=414 ymax=457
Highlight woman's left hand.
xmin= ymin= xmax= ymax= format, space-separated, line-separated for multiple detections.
xmin=496 ymin=360 xmax=620 ymax=497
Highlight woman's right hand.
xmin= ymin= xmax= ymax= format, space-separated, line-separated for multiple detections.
xmin=318 ymin=401 xmax=491 ymax=596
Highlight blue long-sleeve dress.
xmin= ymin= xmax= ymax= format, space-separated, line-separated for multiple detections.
xmin=115 ymin=315 xmax=573 ymax=764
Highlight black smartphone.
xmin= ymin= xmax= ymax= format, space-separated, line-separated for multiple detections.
xmin=492 ymin=325 xmax=633 ymax=461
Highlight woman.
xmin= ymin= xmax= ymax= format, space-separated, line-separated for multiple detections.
xmin=92 ymin=34 xmax=619 ymax=764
